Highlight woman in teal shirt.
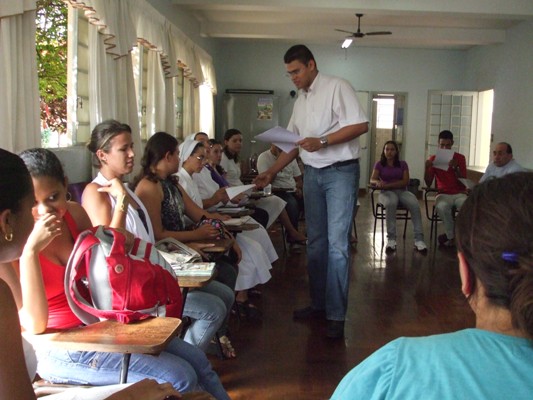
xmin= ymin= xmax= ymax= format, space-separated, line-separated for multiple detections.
xmin=332 ymin=172 xmax=533 ymax=400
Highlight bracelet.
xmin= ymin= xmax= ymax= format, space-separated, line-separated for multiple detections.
xmin=116 ymin=193 xmax=128 ymax=213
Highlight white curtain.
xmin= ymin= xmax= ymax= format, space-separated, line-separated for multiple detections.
xmin=199 ymin=85 xmax=215 ymax=137
xmin=0 ymin=2 xmax=40 ymax=152
xmin=88 ymin=23 xmax=142 ymax=176
xmin=164 ymin=76 xmax=177 ymax=136
xmin=68 ymin=0 xmax=217 ymax=140
xmin=183 ymin=79 xmax=200 ymax=138
xmin=146 ymin=50 xmax=166 ymax=136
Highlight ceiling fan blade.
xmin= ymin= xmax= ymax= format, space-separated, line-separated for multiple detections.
xmin=335 ymin=29 xmax=355 ymax=35
xmin=365 ymin=31 xmax=392 ymax=36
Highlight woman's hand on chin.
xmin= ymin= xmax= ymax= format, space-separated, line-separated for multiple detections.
xmin=25 ymin=213 xmax=62 ymax=254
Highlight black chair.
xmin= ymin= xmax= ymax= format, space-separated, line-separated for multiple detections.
xmin=370 ymin=187 xmax=410 ymax=244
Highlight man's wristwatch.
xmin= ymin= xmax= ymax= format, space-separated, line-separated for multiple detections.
xmin=320 ymin=137 xmax=329 ymax=148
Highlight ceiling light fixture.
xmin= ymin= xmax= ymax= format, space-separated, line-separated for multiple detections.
xmin=341 ymin=37 xmax=353 ymax=49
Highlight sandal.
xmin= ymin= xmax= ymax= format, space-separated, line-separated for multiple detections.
xmin=248 ymin=287 xmax=262 ymax=297
xmin=218 ymin=335 xmax=237 ymax=359
xmin=236 ymin=300 xmax=263 ymax=321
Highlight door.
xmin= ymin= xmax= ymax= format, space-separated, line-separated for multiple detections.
xmin=368 ymin=93 xmax=407 ymax=182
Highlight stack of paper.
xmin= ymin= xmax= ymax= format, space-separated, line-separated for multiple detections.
xmin=172 ymin=262 xmax=216 ymax=276
xmin=217 ymin=206 xmax=247 ymax=213
xmin=223 ymin=217 xmax=252 ymax=226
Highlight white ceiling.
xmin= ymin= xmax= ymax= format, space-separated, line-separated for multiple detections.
xmin=167 ymin=0 xmax=533 ymax=50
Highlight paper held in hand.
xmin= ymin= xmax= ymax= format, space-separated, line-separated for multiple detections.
xmin=433 ymin=148 xmax=455 ymax=171
xmin=225 ymin=184 xmax=255 ymax=200
xmin=255 ymin=126 xmax=300 ymax=153
xmin=171 ymin=262 xmax=216 ymax=277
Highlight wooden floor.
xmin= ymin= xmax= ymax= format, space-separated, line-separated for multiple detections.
xmin=210 ymin=192 xmax=475 ymax=400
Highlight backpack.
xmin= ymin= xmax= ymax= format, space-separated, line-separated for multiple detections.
xmin=65 ymin=226 xmax=183 ymax=324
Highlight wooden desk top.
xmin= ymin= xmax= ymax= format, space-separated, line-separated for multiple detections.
xmin=226 ymin=223 xmax=259 ymax=232
xmin=28 ymin=317 xmax=182 ymax=355
xmin=196 ymin=237 xmax=234 ymax=253
xmin=178 ymin=271 xmax=217 ymax=288
xmin=217 ymin=208 xmax=254 ymax=217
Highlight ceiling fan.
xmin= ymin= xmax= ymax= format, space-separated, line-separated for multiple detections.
xmin=336 ymin=13 xmax=392 ymax=48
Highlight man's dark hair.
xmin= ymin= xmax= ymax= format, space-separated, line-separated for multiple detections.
xmin=284 ymin=45 xmax=315 ymax=65
xmin=500 ymin=142 xmax=513 ymax=154
xmin=438 ymin=130 xmax=454 ymax=141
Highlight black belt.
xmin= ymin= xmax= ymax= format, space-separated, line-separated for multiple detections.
xmin=320 ymin=158 xmax=359 ymax=169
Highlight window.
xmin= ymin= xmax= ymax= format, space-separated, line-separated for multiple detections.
xmin=198 ymin=84 xmax=214 ymax=137
xmin=427 ymin=90 xmax=493 ymax=168
xmin=36 ymin=0 xmax=68 ymax=147
xmin=66 ymin=6 xmax=90 ymax=146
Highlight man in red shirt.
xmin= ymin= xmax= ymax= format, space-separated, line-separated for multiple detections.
xmin=424 ymin=130 xmax=467 ymax=247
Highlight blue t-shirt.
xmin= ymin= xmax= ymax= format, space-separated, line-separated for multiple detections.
xmin=331 ymin=329 xmax=533 ymax=400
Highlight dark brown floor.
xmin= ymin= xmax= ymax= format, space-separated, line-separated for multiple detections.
xmin=210 ymin=193 xmax=475 ymax=400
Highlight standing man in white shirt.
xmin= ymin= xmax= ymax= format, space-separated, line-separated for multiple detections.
xmin=479 ymin=142 xmax=525 ymax=183
xmin=255 ymin=44 xmax=368 ymax=339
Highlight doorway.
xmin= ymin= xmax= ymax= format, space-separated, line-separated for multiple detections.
xmin=369 ymin=93 xmax=407 ymax=174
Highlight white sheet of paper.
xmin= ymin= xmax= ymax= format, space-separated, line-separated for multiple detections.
xmin=225 ymin=184 xmax=255 ymax=200
xmin=255 ymin=126 xmax=300 ymax=153
xmin=433 ymin=148 xmax=454 ymax=170
xmin=458 ymin=178 xmax=476 ymax=189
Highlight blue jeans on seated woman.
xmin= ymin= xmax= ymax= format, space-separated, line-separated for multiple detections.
xmin=183 ymin=280 xmax=234 ymax=350
xmin=378 ymin=189 xmax=424 ymax=242
xmin=36 ymin=337 xmax=230 ymax=399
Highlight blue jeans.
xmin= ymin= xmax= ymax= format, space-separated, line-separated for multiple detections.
xmin=36 ymin=337 xmax=230 ymax=399
xmin=183 ymin=280 xmax=233 ymax=351
xmin=378 ymin=189 xmax=425 ymax=242
xmin=303 ymin=161 xmax=359 ymax=321
xmin=435 ymin=193 xmax=467 ymax=239
xmin=195 ymin=279 xmax=235 ymax=338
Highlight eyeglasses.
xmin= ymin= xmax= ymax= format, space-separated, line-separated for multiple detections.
xmin=195 ymin=155 xmax=205 ymax=161
xmin=286 ymin=69 xmax=302 ymax=78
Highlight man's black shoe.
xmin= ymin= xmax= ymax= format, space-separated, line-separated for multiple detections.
xmin=293 ymin=306 xmax=326 ymax=320
xmin=326 ymin=320 xmax=345 ymax=339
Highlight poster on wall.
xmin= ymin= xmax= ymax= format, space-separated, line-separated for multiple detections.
xmin=257 ymin=97 xmax=273 ymax=120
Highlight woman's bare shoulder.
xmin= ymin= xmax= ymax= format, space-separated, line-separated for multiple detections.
xmin=67 ymin=201 xmax=93 ymax=230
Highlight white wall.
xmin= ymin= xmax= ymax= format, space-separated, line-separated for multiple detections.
xmin=465 ymin=20 xmax=533 ymax=169
xmin=213 ymin=41 xmax=467 ymax=181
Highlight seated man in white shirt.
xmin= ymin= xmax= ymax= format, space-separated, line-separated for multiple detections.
xmin=479 ymin=142 xmax=525 ymax=183
xmin=257 ymin=145 xmax=304 ymax=237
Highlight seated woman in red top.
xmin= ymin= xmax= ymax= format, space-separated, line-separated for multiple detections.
xmin=370 ymin=141 xmax=427 ymax=253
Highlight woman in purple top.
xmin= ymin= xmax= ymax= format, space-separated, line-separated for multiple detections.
xmin=370 ymin=141 xmax=427 ymax=252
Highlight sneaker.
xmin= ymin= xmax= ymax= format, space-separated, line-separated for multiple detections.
xmin=442 ymin=238 xmax=455 ymax=247
xmin=414 ymin=240 xmax=427 ymax=252
xmin=326 ymin=320 xmax=345 ymax=339
xmin=385 ymin=240 xmax=396 ymax=252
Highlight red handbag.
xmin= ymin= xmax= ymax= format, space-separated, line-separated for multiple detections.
xmin=65 ymin=226 xmax=183 ymax=324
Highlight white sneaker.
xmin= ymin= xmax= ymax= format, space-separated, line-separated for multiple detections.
xmin=414 ymin=240 xmax=428 ymax=252
xmin=385 ymin=240 xmax=396 ymax=252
